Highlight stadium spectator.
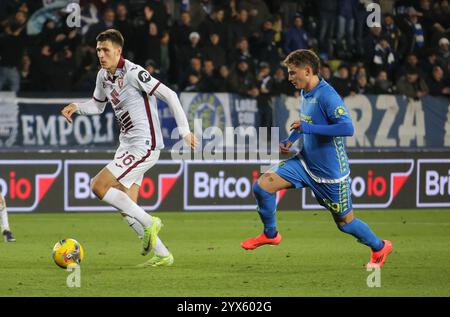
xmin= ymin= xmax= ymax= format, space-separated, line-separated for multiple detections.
xmin=141 ymin=22 xmax=161 ymax=68
xmin=283 ymin=13 xmax=310 ymax=54
xmin=146 ymin=0 xmax=168 ymax=32
xmin=364 ymin=26 xmax=383 ymax=72
xmin=115 ymin=2 xmax=135 ymax=60
xmin=416 ymin=0 xmax=435 ymax=38
xmin=180 ymin=31 xmax=202 ymax=70
xmin=229 ymin=36 xmax=253 ymax=70
xmin=72 ymin=44 xmax=98 ymax=92
xmin=372 ymin=35 xmax=396 ymax=80
xmin=383 ymin=13 xmax=407 ymax=61
xmin=396 ymin=66 xmax=429 ymax=99
xmin=1 ymin=0 xmax=449 ymax=98
xmin=272 ymin=67 xmax=297 ymax=96
xmin=201 ymin=33 xmax=226 ymax=68
xmin=229 ymin=56 xmax=258 ymax=97
xmin=349 ymin=63 xmax=359 ymax=82
xmin=53 ymin=46 xmax=76 ymax=91
xmin=318 ymin=0 xmax=338 ymax=58
xmin=179 ymin=55 xmax=202 ymax=91
xmin=427 ymin=65 xmax=450 ymax=96
xmin=437 ymin=37 xmax=450 ymax=66
xmin=85 ymin=7 xmax=115 ymax=46
xmin=198 ymin=59 xmax=219 ymax=92
xmin=256 ymin=62 xmax=274 ymax=136
xmin=229 ymin=8 xmax=252 ymax=50
xmin=372 ymin=69 xmax=396 ymax=94
xmin=351 ymin=74 xmax=374 ymax=95
xmin=198 ymin=6 xmax=228 ymax=50
xmin=320 ymin=63 xmax=332 ymax=81
xmin=0 ymin=8 xmax=27 ymax=92
xmin=159 ymin=30 xmax=170 ymax=82
xmin=18 ymin=54 xmax=33 ymax=92
xmin=240 ymin=0 xmax=271 ymax=32
xmin=398 ymin=6 xmax=426 ymax=56
xmin=252 ymin=16 xmax=282 ymax=71
xmin=353 ymin=0 xmax=369 ymax=57
xmin=216 ymin=65 xmax=233 ymax=92
xmin=170 ymin=10 xmax=193 ymax=48
xmin=330 ymin=64 xmax=353 ymax=97
xmin=432 ymin=0 xmax=450 ymax=30
xmin=397 ymin=52 xmax=422 ymax=78
xmin=188 ymin=0 xmax=213 ymax=29
xmin=335 ymin=0 xmax=357 ymax=58
xmin=422 ymin=49 xmax=440 ymax=74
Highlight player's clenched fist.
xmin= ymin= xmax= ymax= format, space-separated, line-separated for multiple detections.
xmin=289 ymin=120 xmax=301 ymax=131
xmin=279 ymin=140 xmax=292 ymax=154
xmin=61 ymin=103 xmax=78 ymax=124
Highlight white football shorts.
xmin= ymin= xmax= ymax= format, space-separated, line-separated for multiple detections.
xmin=106 ymin=145 xmax=160 ymax=189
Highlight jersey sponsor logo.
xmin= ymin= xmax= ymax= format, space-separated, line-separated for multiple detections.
xmin=117 ymin=77 xmax=124 ymax=89
xmin=334 ymin=106 xmax=347 ymax=118
xmin=300 ymin=114 xmax=312 ymax=124
xmin=138 ymin=70 xmax=151 ymax=83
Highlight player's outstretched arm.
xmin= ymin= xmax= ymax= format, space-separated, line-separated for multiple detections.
xmin=301 ymin=121 xmax=354 ymax=137
xmin=153 ymin=83 xmax=198 ymax=149
xmin=61 ymin=103 xmax=78 ymax=124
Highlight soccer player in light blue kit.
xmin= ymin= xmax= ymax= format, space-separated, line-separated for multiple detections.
xmin=241 ymin=50 xmax=393 ymax=267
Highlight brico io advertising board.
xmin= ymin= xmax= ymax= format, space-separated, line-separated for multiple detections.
xmin=0 ymin=152 xmax=448 ymax=212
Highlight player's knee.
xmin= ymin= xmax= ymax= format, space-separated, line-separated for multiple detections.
xmin=256 ymin=175 xmax=274 ymax=193
xmin=253 ymin=180 xmax=267 ymax=195
xmin=91 ymin=177 xmax=108 ymax=200
xmin=334 ymin=211 xmax=354 ymax=229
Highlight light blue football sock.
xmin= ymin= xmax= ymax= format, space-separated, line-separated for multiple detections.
xmin=253 ymin=182 xmax=277 ymax=238
xmin=338 ymin=218 xmax=384 ymax=251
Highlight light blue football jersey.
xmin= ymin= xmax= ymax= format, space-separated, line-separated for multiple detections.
xmin=299 ymin=79 xmax=353 ymax=181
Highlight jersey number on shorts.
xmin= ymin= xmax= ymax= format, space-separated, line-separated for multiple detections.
xmin=115 ymin=151 xmax=136 ymax=168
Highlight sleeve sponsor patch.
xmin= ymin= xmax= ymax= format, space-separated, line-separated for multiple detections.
xmin=138 ymin=70 xmax=151 ymax=83
xmin=334 ymin=106 xmax=347 ymax=118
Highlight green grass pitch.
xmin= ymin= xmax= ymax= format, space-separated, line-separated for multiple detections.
xmin=1 ymin=210 xmax=449 ymax=297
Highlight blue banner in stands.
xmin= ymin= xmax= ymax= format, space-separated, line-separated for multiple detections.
xmin=273 ymin=94 xmax=450 ymax=149
xmin=1 ymin=93 xmax=449 ymax=149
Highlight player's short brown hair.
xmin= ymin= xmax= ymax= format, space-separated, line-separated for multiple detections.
xmin=96 ymin=29 xmax=124 ymax=48
xmin=283 ymin=49 xmax=320 ymax=75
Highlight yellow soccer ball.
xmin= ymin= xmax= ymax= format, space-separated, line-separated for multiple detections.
xmin=52 ymin=238 xmax=84 ymax=269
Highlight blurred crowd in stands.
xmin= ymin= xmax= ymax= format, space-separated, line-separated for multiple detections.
xmin=1 ymin=0 xmax=450 ymax=102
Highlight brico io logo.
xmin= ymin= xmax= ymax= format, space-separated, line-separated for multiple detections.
xmin=64 ymin=160 xmax=183 ymax=211
xmin=185 ymin=160 xmax=275 ymax=210
xmin=0 ymin=160 xmax=62 ymax=212
xmin=417 ymin=159 xmax=450 ymax=207
xmin=303 ymin=159 xmax=414 ymax=209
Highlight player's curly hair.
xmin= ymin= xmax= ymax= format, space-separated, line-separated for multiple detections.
xmin=283 ymin=49 xmax=320 ymax=75
xmin=96 ymin=29 xmax=124 ymax=48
